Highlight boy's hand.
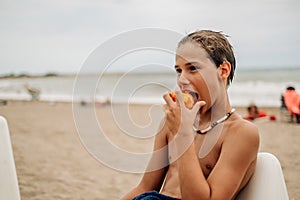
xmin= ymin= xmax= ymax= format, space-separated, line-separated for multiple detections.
xmin=163 ymin=91 xmax=206 ymax=138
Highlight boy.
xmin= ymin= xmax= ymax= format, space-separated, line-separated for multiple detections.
xmin=121 ymin=30 xmax=259 ymax=200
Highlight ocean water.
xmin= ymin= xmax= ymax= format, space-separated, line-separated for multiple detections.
xmin=0 ymin=68 xmax=299 ymax=107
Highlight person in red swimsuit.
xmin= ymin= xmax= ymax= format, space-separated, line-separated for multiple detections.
xmin=244 ymin=103 xmax=276 ymax=121
xmin=283 ymin=86 xmax=300 ymax=123
xmin=244 ymin=103 xmax=267 ymax=121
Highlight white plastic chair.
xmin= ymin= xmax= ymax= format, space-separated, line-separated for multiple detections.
xmin=236 ymin=152 xmax=289 ymax=200
xmin=0 ymin=116 xmax=21 ymax=200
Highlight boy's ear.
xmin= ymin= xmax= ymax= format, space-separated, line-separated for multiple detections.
xmin=218 ymin=61 xmax=231 ymax=79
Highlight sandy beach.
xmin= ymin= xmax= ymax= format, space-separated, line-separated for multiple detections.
xmin=0 ymin=100 xmax=299 ymax=200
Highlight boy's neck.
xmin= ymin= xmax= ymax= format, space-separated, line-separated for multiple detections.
xmin=197 ymin=94 xmax=232 ymax=130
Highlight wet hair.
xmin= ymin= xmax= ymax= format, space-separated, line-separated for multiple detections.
xmin=286 ymin=86 xmax=295 ymax=91
xmin=178 ymin=30 xmax=236 ymax=86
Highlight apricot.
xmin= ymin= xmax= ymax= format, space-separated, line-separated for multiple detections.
xmin=169 ymin=92 xmax=195 ymax=109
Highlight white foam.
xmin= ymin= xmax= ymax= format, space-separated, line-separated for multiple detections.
xmin=1 ymin=71 xmax=300 ymax=107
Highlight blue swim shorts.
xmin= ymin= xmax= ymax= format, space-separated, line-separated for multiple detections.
xmin=132 ymin=190 xmax=180 ymax=200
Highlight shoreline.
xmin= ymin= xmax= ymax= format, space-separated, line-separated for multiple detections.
xmin=0 ymin=98 xmax=286 ymax=107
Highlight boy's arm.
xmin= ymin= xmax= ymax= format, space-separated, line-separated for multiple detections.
xmin=176 ymin=121 xmax=259 ymax=200
xmin=207 ymin=122 xmax=259 ymax=199
xmin=121 ymin=121 xmax=169 ymax=200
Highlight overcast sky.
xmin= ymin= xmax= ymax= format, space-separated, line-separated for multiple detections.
xmin=1 ymin=0 xmax=300 ymax=75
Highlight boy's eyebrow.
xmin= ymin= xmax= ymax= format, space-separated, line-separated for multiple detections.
xmin=174 ymin=61 xmax=201 ymax=68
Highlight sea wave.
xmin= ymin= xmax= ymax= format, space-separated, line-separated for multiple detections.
xmin=0 ymin=72 xmax=299 ymax=107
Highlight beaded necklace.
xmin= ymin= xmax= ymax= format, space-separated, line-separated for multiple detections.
xmin=193 ymin=108 xmax=235 ymax=135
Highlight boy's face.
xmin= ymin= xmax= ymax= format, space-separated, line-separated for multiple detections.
xmin=175 ymin=42 xmax=225 ymax=110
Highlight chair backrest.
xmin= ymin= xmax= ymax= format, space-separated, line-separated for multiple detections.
xmin=0 ymin=116 xmax=21 ymax=200
xmin=236 ymin=152 xmax=289 ymax=200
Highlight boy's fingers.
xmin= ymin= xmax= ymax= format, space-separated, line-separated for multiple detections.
xmin=192 ymin=101 xmax=206 ymax=114
xmin=175 ymin=90 xmax=185 ymax=107
xmin=163 ymin=92 xmax=175 ymax=106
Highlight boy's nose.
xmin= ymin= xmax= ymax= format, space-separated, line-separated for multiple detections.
xmin=178 ymin=73 xmax=190 ymax=85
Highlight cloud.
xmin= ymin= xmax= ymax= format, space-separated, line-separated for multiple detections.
xmin=0 ymin=0 xmax=299 ymax=74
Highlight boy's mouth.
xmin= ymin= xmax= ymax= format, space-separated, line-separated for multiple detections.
xmin=188 ymin=92 xmax=198 ymax=103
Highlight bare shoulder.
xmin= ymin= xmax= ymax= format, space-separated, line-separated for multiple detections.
xmin=229 ymin=113 xmax=259 ymax=139
xmin=224 ymin=114 xmax=260 ymax=157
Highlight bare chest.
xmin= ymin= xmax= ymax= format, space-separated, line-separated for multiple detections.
xmin=162 ymin=133 xmax=223 ymax=197
xmin=167 ymin=132 xmax=223 ymax=178
xmin=195 ymin=133 xmax=223 ymax=177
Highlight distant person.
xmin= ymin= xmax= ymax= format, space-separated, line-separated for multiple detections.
xmin=280 ymin=94 xmax=287 ymax=109
xmin=244 ymin=103 xmax=276 ymax=121
xmin=23 ymin=84 xmax=40 ymax=101
xmin=283 ymin=86 xmax=300 ymax=123
xmin=96 ymin=97 xmax=111 ymax=107
xmin=0 ymin=100 xmax=8 ymax=106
